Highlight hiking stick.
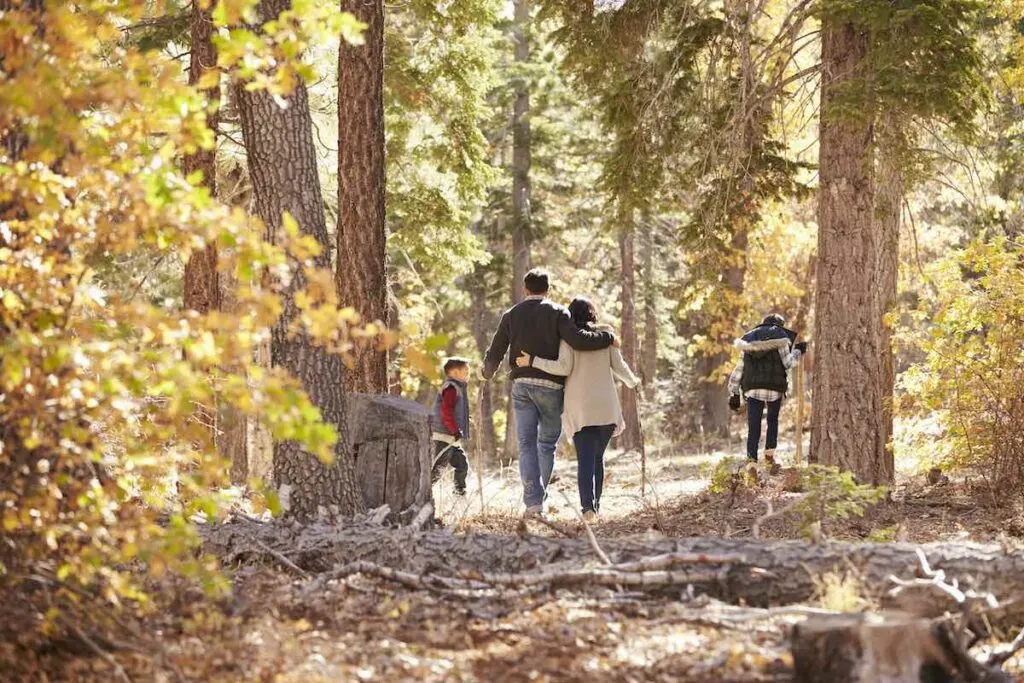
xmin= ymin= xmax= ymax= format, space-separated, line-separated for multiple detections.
xmin=794 ymin=363 xmax=805 ymax=465
xmin=638 ymin=410 xmax=648 ymax=498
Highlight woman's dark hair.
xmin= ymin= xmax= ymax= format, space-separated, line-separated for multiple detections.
xmin=568 ymin=297 xmax=597 ymax=328
xmin=762 ymin=313 xmax=786 ymax=328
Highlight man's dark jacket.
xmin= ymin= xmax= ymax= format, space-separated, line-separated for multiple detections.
xmin=482 ymin=298 xmax=614 ymax=385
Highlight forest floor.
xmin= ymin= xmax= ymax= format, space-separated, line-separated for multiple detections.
xmin=9 ymin=437 xmax=1024 ymax=682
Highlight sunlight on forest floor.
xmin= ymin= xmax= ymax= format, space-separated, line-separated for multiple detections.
xmin=20 ymin=439 xmax=1024 ymax=682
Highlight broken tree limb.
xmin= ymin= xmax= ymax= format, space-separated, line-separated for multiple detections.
xmin=330 ymin=559 xmax=741 ymax=592
xmin=201 ymin=519 xmax=1024 ymax=607
xmin=410 ymin=502 xmax=434 ymax=530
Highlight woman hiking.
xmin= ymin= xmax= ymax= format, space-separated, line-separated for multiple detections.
xmin=515 ymin=297 xmax=639 ymax=522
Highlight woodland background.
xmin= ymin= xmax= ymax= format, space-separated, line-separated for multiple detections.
xmin=5 ymin=0 xmax=1024 ymax=680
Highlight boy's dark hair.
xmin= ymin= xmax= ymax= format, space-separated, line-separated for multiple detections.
xmin=523 ymin=268 xmax=550 ymax=295
xmin=762 ymin=313 xmax=786 ymax=328
xmin=568 ymin=297 xmax=597 ymax=328
xmin=443 ymin=357 xmax=470 ymax=375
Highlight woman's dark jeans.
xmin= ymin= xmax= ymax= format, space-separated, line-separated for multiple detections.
xmin=573 ymin=424 xmax=616 ymax=513
xmin=746 ymin=397 xmax=782 ymax=461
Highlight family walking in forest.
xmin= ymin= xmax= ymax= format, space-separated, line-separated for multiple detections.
xmin=431 ymin=269 xmax=807 ymax=519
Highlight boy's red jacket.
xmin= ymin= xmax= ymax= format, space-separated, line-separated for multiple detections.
xmin=439 ymin=385 xmax=460 ymax=437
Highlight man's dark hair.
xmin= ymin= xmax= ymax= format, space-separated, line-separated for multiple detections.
xmin=762 ymin=313 xmax=786 ymax=328
xmin=443 ymin=357 xmax=470 ymax=375
xmin=523 ymin=268 xmax=550 ymax=295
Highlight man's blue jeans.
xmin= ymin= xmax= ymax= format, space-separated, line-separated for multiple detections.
xmin=511 ymin=381 xmax=564 ymax=508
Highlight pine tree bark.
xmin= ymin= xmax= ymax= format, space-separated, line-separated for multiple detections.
xmin=811 ymin=17 xmax=890 ymax=484
xmin=336 ymin=0 xmax=388 ymax=394
xmin=182 ymin=2 xmax=220 ymax=316
xmin=505 ymin=0 xmax=532 ymax=459
xmin=641 ymin=217 xmax=658 ymax=397
xmin=875 ymin=115 xmax=902 ymax=477
xmin=618 ymin=220 xmax=643 ymax=453
xmin=235 ymin=0 xmax=364 ymax=517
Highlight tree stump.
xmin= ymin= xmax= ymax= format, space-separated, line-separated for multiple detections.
xmin=791 ymin=613 xmax=967 ymax=683
xmin=348 ymin=393 xmax=431 ymax=513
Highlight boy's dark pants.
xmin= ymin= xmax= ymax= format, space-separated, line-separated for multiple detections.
xmin=431 ymin=440 xmax=468 ymax=495
xmin=746 ymin=397 xmax=782 ymax=461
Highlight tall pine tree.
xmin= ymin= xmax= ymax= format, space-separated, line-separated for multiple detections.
xmin=337 ymin=0 xmax=389 ymax=394
xmin=235 ymin=0 xmax=365 ymax=516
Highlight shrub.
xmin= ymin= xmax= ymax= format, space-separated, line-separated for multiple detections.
xmin=791 ymin=465 xmax=887 ymax=538
xmin=903 ymin=238 xmax=1024 ymax=500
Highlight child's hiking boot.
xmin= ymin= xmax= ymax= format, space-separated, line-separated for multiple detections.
xmin=582 ymin=510 xmax=598 ymax=523
xmin=764 ymin=450 xmax=781 ymax=475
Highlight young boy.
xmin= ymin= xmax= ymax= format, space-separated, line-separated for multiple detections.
xmin=430 ymin=357 xmax=471 ymax=496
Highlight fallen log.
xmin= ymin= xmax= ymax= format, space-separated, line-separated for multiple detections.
xmin=202 ymin=519 xmax=1024 ymax=607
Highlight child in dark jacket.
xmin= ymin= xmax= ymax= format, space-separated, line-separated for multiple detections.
xmin=430 ymin=357 xmax=471 ymax=495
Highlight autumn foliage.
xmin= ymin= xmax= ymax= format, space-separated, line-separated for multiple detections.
xmin=0 ymin=0 xmax=368 ymax=628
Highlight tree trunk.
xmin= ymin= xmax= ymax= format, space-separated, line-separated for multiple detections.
xmin=336 ymin=0 xmax=388 ymax=394
xmin=182 ymin=2 xmax=220 ymax=316
xmin=505 ymin=0 xmax=532 ymax=460
xmin=876 ymin=115 xmax=902 ymax=478
xmin=701 ymin=227 xmax=748 ymax=439
xmin=641 ymin=217 xmax=658 ymax=396
xmin=700 ymin=0 xmax=758 ymax=442
xmin=219 ymin=167 xmax=258 ymax=485
xmin=181 ymin=0 xmax=240 ymax=478
xmin=235 ymin=0 xmax=364 ymax=518
xmin=812 ymin=17 xmax=889 ymax=484
xmin=618 ymin=220 xmax=643 ymax=453
xmin=469 ymin=266 xmax=497 ymax=461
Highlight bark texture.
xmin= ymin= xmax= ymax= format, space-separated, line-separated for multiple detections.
xmin=235 ymin=0 xmax=363 ymax=518
xmin=336 ymin=0 xmax=388 ymax=394
xmin=347 ymin=394 xmax=431 ymax=511
xmin=618 ymin=223 xmax=643 ymax=452
xmin=182 ymin=1 xmax=220 ymax=315
xmin=811 ymin=18 xmax=889 ymax=484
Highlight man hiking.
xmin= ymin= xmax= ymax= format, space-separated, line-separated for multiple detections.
xmin=728 ymin=313 xmax=807 ymax=472
xmin=482 ymin=269 xmax=615 ymax=516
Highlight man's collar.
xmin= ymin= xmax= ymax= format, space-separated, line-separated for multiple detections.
xmin=524 ymin=295 xmax=544 ymax=301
